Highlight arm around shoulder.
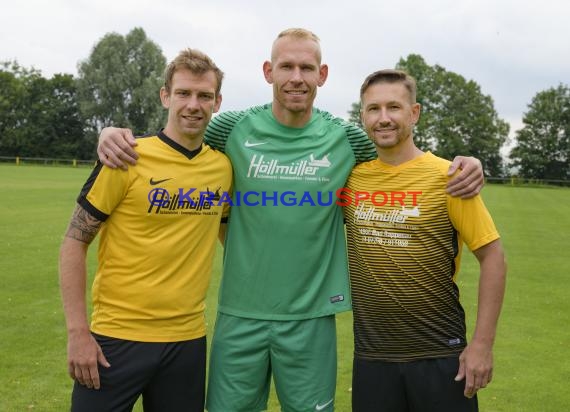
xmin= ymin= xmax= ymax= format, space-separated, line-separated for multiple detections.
xmin=97 ymin=127 xmax=138 ymax=170
xmin=446 ymin=156 xmax=484 ymax=199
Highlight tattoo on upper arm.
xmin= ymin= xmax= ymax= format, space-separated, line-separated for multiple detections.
xmin=65 ymin=206 xmax=103 ymax=244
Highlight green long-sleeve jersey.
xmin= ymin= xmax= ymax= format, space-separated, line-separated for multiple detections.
xmin=205 ymin=104 xmax=376 ymax=320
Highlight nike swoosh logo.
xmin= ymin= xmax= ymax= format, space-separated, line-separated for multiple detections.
xmin=149 ymin=177 xmax=173 ymax=185
xmin=315 ymin=398 xmax=334 ymax=411
xmin=244 ymin=140 xmax=268 ymax=147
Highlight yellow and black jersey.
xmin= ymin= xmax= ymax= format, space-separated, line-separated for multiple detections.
xmin=345 ymin=152 xmax=499 ymax=361
xmin=78 ymin=131 xmax=232 ymax=342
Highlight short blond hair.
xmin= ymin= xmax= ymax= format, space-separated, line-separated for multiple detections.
xmin=164 ymin=48 xmax=224 ymax=95
xmin=272 ymin=28 xmax=322 ymax=63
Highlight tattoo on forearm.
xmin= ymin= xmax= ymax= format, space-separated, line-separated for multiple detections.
xmin=65 ymin=206 xmax=102 ymax=244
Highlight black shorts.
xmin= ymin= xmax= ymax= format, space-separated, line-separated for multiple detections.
xmin=71 ymin=333 xmax=206 ymax=412
xmin=352 ymin=356 xmax=478 ymax=412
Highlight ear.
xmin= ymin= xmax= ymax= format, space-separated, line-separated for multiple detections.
xmin=213 ymin=94 xmax=222 ymax=113
xmin=411 ymin=103 xmax=421 ymax=125
xmin=318 ymin=64 xmax=329 ymax=87
xmin=262 ymin=61 xmax=273 ymax=84
xmin=160 ymin=87 xmax=170 ymax=109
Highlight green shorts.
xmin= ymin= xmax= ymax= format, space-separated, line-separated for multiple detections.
xmin=206 ymin=313 xmax=337 ymax=412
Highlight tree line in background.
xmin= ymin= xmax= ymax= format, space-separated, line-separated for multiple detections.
xmin=0 ymin=28 xmax=568 ymax=180
xmin=348 ymin=55 xmax=570 ymax=180
xmin=0 ymin=28 xmax=166 ymax=161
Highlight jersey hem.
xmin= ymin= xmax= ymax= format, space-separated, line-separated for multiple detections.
xmin=217 ymin=305 xmax=352 ymax=321
xmin=90 ymin=327 xmax=206 ymax=343
xmin=354 ymin=348 xmax=465 ymax=362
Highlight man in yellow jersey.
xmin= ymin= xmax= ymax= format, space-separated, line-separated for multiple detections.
xmin=344 ymin=69 xmax=507 ymax=412
xmin=58 ymin=48 xmax=232 ymax=411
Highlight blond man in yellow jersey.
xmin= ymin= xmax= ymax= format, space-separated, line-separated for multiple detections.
xmin=59 ymin=49 xmax=231 ymax=412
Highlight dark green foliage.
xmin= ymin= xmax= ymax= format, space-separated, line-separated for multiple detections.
xmin=77 ymin=27 xmax=167 ymax=139
xmin=398 ymin=55 xmax=509 ymax=177
xmin=510 ymin=84 xmax=570 ymax=180
xmin=348 ymin=55 xmax=510 ymax=177
xmin=347 ymin=101 xmax=362 ymax=128
xmin=0 ymin=62 xmax=92 ymax=158
xmin=0 ymin=28 xmax=167 ymax=159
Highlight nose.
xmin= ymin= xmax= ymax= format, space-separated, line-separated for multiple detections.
xmin=378 ymin=108 xmax=391 ymax=125
xmin=290 ymin=67 xmax=303 ymax=83
xmin=186 ymin=95 xmax=200 ymax=110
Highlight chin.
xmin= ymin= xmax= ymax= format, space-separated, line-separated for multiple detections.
xmin=286 ymin=103 xmax=309 ymax=113
xmin=374 ymin=139 xmax=397 ymax=148
xmin=182 ymin=128 xmax=203 ymax=137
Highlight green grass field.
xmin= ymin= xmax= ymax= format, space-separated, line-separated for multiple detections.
xmin=0 ymin=164 xmax=568 ymax=411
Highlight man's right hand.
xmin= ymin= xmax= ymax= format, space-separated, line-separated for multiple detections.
xmin=67 ymin=330 xmax=110 ymax=390
xmin=97 ymin=127 xmax=138 ymax=170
